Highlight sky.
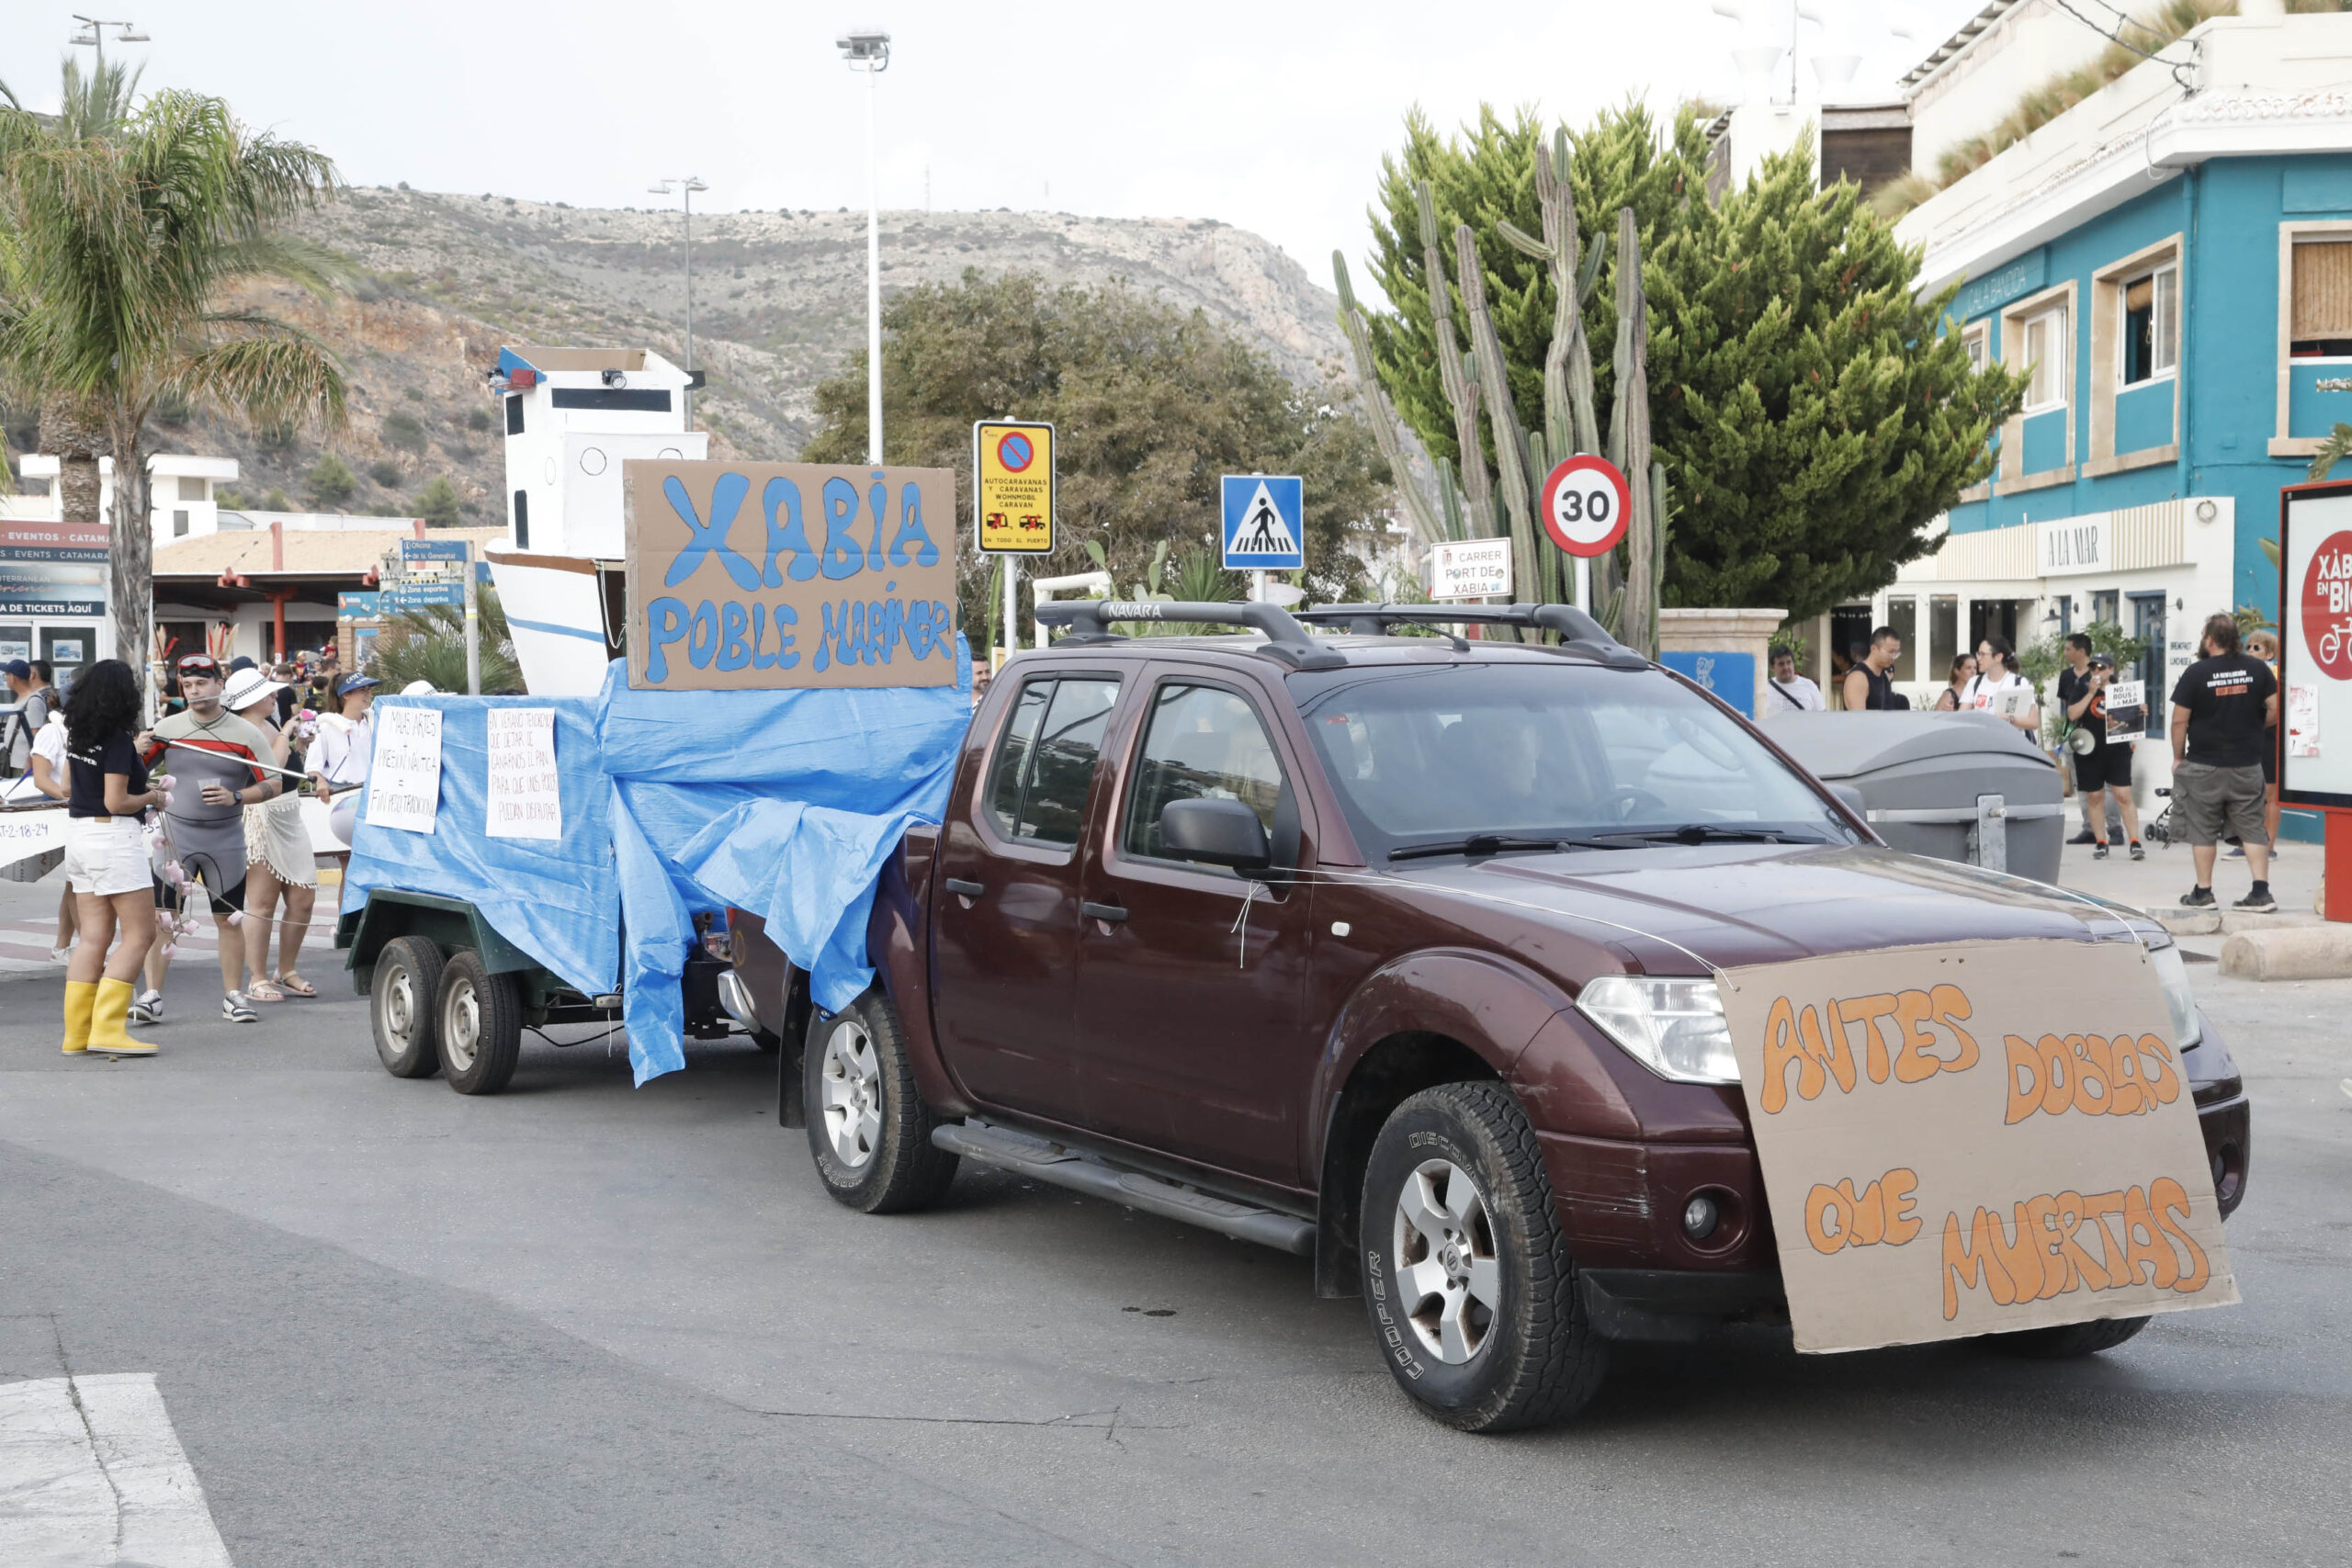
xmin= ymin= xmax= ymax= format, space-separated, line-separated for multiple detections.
xmin=2 ymin=0 xmax=1996 ymax=297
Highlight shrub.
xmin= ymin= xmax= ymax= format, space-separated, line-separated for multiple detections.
xmin=367 ymin=458 xmax=402 ymax=487
xmin=306 ymin=454 xmax=356 ymax=509
xmin=413 ymin=476 xmax=462 ymax=527
xmin=465 ymin=406 xmax=494 ymax=433
xmin=382 ymin=411 xmax=427 ymax=454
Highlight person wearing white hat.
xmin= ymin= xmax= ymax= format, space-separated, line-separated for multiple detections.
xmin=224 ymin=666 xmax=319 ymax=1001
xmin=401 ymin=679 xmax=436 ymax=696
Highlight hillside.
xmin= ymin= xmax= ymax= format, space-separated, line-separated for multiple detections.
xmin=164 ymin=186 xmax=1350 ymax=523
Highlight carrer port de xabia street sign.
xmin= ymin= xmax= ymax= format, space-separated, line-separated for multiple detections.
xmin=974 ymin=420 xmax=1055 ymax=554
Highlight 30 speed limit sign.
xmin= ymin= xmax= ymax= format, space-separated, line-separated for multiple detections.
xmin=1539 ymin=455 xmax=1632 ymax=558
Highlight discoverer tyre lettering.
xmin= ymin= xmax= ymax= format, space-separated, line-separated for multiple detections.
xmin=803 ymin=988 xmax=957 ymax=1213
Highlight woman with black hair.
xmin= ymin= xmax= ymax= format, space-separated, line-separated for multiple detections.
xmin=60 ymin=659 xmax=164 ymax=1055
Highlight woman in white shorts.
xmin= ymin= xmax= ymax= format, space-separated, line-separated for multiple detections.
xmin=224 ymin=668 xmax=319 ymax=1000
xmin=60 ymin=659 xmax=165 ymax=1055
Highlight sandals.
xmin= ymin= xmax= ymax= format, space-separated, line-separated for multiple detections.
xmin=246 ymin=978 xmax=286 ymax=1003
xmin=276 ymin=972 xmax=318 ymax=998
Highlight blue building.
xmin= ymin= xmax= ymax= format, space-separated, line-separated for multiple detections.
xmin=1822 ymin=5 xmax=2344 ymax=837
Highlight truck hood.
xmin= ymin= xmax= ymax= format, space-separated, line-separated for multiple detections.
xmin=1386 ymin=843 xmax=2148 ymax=976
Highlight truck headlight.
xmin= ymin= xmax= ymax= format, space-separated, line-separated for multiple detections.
xmin=1576 ymin=976 xmax=1740 ymax=1085
xmin=2148 ymin=942 xmax=2204 ymax=1052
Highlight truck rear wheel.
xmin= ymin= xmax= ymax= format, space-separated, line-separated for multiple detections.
xmin=371 ymin=936 xmax=445 ymax=1078
xmin=1359 ymin=1083 xmax=1608 ymax=1433
xmin=438 ymin=949 xmax=523 ymax=1096
xmin=803 ymin=988 xmax=956 ymax=1213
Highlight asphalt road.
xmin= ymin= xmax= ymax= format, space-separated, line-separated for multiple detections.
xmin=2 ymin=861 xmax=2348 ymax=1567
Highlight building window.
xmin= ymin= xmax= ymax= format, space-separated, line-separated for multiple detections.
xmin=2021 ymin=307 xmax=2068 ymax=411
xmin=1929 ymin=594 xmax=1959 ymax=679
xmin=1884 ymin=596 xmax=1917 ymax=683
xmin=2290 ymin=239 xmax=2352 ymax=357
xmin=175 ymin=476 xmax=209 ymax=502
xmin=2091 ymin=589 xmax=2118 ymax=628
xmin=172 ymin=510 xmax=189 ymax=536
xmin=2120 ymin=265 xmax=2177 ymax=385
xmin=1963 ymin=323 xmax=1988 ymax=374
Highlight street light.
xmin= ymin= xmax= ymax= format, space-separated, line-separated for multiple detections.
xmin=69 ymin=15 xmax=150 ymax=76
xmin=838 ymin=25 xmax=891 ymax=466
xmin=648 ymin=175 xmax=709 ymax=428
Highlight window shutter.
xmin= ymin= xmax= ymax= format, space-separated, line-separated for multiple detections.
xmin=2292 ymin=242 xmax=2352 ymax=338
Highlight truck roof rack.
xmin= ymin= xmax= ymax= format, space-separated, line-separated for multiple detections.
xmin=1035 ymin=600 xmax=1349 ymax=671
xmin=1292 ymin=603 xmax=1651 ymax=670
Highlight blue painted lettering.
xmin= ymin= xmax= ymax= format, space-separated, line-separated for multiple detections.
xmin=688 ymin=601 xmax=720 ymax=669
xmin=718 ymin=601 xmax=753 ymax=671
xmin=662 ymin=473 xmax=761 ymax=591
xmin=760 ymin=476 xmax=820 ymax=584
xmin=646 ymin=596 xmax=689 ymax=682
xmin=820 ymin=478 xmax=864 ymax=580
xmin=888 ymin=483 xmax=941 ymax=567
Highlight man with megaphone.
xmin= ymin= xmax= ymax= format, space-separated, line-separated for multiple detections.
xmin=2056 ymin=634 xmax=2143 ymax=861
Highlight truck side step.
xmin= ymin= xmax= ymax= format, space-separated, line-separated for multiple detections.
xmin=932 ymin=1119 xmax=1315 ymax=1257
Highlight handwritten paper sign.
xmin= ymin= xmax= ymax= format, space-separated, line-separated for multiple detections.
xmin=485 ymin=707 xmax=561 ymax=840
xmin=1717 ymin=939 xmax=2235 ymax=1353
xmin=624 ymin=460 xmax=959 ymax=691
xmin=364 ymin=705 xmax=444 ymax=835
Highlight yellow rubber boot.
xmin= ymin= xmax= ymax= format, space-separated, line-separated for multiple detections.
xmin=87 ymin=977 xmax=155 ymax=1056
xmin=61 ymin=980 xmax=96 ymax=1054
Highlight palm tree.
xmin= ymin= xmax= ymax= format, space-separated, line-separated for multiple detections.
xmin=0 ymin=58 xmax=348 ymax=679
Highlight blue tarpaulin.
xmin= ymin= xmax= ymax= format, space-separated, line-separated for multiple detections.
xmin=344 ymin=645 xmax=969 ymax=1085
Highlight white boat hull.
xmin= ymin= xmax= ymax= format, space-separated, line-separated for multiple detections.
xmin=486 ymin=547 xmax=613 ymax=695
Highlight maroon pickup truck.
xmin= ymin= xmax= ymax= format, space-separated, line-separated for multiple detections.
xmin=730 ymin=601 xmax=2251 ymax=1433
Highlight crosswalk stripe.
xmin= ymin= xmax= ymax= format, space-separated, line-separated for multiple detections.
xmin=0 ymin=1373 xmax=235 ymax=1567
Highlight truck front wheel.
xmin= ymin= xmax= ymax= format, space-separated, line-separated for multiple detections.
xmin=438 ymin=950 xmax=523 ymax=1096
xmin=1359 ymin=1083 xmax=1609 ymax=1433
xmin=803 ymin=988 xmax=956 ymax=1213
xmin=371 ymin=936 xmax=445 ymax=1078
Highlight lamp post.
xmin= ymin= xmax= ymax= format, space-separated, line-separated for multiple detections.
xmin=837 ymin=26 xmax=891 ymax=465
xmin=70 ymin=14 xmax=149 ymax=75
xmin=648 ymin=175 xmax=708 ymax=427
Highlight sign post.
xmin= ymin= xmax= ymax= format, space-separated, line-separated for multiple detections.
xmin=974 ymin=420 xmax=1055 ymax=668
xmin=1539 ymin=455 xmax=1632 ymax=612
xmin=1221 ymin=475 xmax=1304 ymax=604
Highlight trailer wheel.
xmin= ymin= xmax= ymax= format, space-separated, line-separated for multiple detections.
xmin=438 ymin=949 xmax=523 ymax=1096
xmin=803 ymin=988 xmax=956 ymax=1213
xmin=371 ymin=936 xmax=445 ymax=1078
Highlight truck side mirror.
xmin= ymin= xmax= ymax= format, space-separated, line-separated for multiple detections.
xmin=1159 ymin=796 xmax=1271 ymax=871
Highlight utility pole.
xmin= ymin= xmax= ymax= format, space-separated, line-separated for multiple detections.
xmin=838 ymin=26 xmax=892 ymax=465
xmin=648 ymin=176 xmax=708 ymax=426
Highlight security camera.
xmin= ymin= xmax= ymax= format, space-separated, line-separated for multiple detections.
xmin=837 ymin=26 xmax=891 ymax=64
xmin=601 ymin=368 xmax=628 ymax=388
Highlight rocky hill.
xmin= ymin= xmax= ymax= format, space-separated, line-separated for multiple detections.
xmin=164 ymin=186 xmax=1351 ymax=523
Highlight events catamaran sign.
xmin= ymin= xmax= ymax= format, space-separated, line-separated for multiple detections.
xmin=623 ymin=460 xmax=960 ymax=691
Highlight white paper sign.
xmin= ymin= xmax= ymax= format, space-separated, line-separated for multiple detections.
xmin=1429 ymin=537 xmax=1513 ymax=601
xmin=2103 ymin=678 xmax=2146 ymax=744
xmin=2288 ymin=683 xmax=2321 ymax=758
xmin=364 ymin=705 xmax=443 ymax=834
xmin=485 ymin=707 xmax=562 ymax=840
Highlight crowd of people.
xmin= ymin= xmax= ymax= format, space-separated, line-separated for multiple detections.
xmin=1795 ymin=611 xmax=2288 ymax=910
xmin=2 ymin=645 xmax=386 ymax=1055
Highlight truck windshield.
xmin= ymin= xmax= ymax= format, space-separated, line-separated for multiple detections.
xmin=1295 ymin=663 xmax=1856 ymax=862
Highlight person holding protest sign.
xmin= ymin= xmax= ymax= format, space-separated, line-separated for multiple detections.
xmin=2056 ymin=637 xmax=2143 ymax=861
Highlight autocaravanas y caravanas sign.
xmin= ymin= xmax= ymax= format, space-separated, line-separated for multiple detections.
xmin=624 ymin=460 xmax=958 ymax=691
xmin=1713 ymin=939 xmax=2237 ymax=1353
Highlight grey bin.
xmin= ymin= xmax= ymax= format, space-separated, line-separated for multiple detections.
xmin=1760 ymin=711 xmax=2064 ymax=884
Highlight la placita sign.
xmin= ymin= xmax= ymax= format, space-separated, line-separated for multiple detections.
xmin=623 ymin=460 xmax=959 ymax=691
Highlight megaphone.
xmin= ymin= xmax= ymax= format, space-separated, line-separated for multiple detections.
xmin=2067 ymin=727 xmax=2098 ymax=755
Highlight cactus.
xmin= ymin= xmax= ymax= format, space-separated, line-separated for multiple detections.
xmin=1332 ymin=149 xmax=1669 ymax=648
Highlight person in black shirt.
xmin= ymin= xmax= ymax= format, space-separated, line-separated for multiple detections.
xmin=1840 ymin=626 xmax=1905 ymax=711
xmin=59 ymin=659 xmax=164 ymax=1055
xmin=2055 ymin=636 xmax=2141 ymax=860
xmin=2169 ymin=614 xmax=2279 ymax=911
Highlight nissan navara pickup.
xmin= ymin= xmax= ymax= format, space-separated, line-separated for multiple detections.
xmin=728 ymin=601 xmax=2251 ymax=1433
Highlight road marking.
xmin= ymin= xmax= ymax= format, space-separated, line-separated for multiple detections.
xmin=0 ymin=1373 xmax=233 ymax=1566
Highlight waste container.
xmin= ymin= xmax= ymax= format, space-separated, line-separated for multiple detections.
xmin=1760 ymin=711 xmax=2065 ymax=884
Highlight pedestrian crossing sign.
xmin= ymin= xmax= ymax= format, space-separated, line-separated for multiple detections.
xmin=1220 ymin=475 xmax=1304 ymax=570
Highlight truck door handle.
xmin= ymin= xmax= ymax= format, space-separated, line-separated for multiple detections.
xmin=944 ymin=878 xmax=986 ymax=897
xmin=1081 ymin=901 xmax=1128 ymax=924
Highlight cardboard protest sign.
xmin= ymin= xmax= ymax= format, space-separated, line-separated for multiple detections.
xmin=1717 ymin=939 xmax=2235 ymax=1353
xmin=485 ymin=707 xmax=561 ymax=840
xmin=364 ymin=706 xmax=444 ymax=835
xmin=624 ymin=460 xmax=958 ymax=691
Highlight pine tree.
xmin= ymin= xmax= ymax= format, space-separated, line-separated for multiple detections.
xmin=1363 ymin=105 xmax=2025 ymax=622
